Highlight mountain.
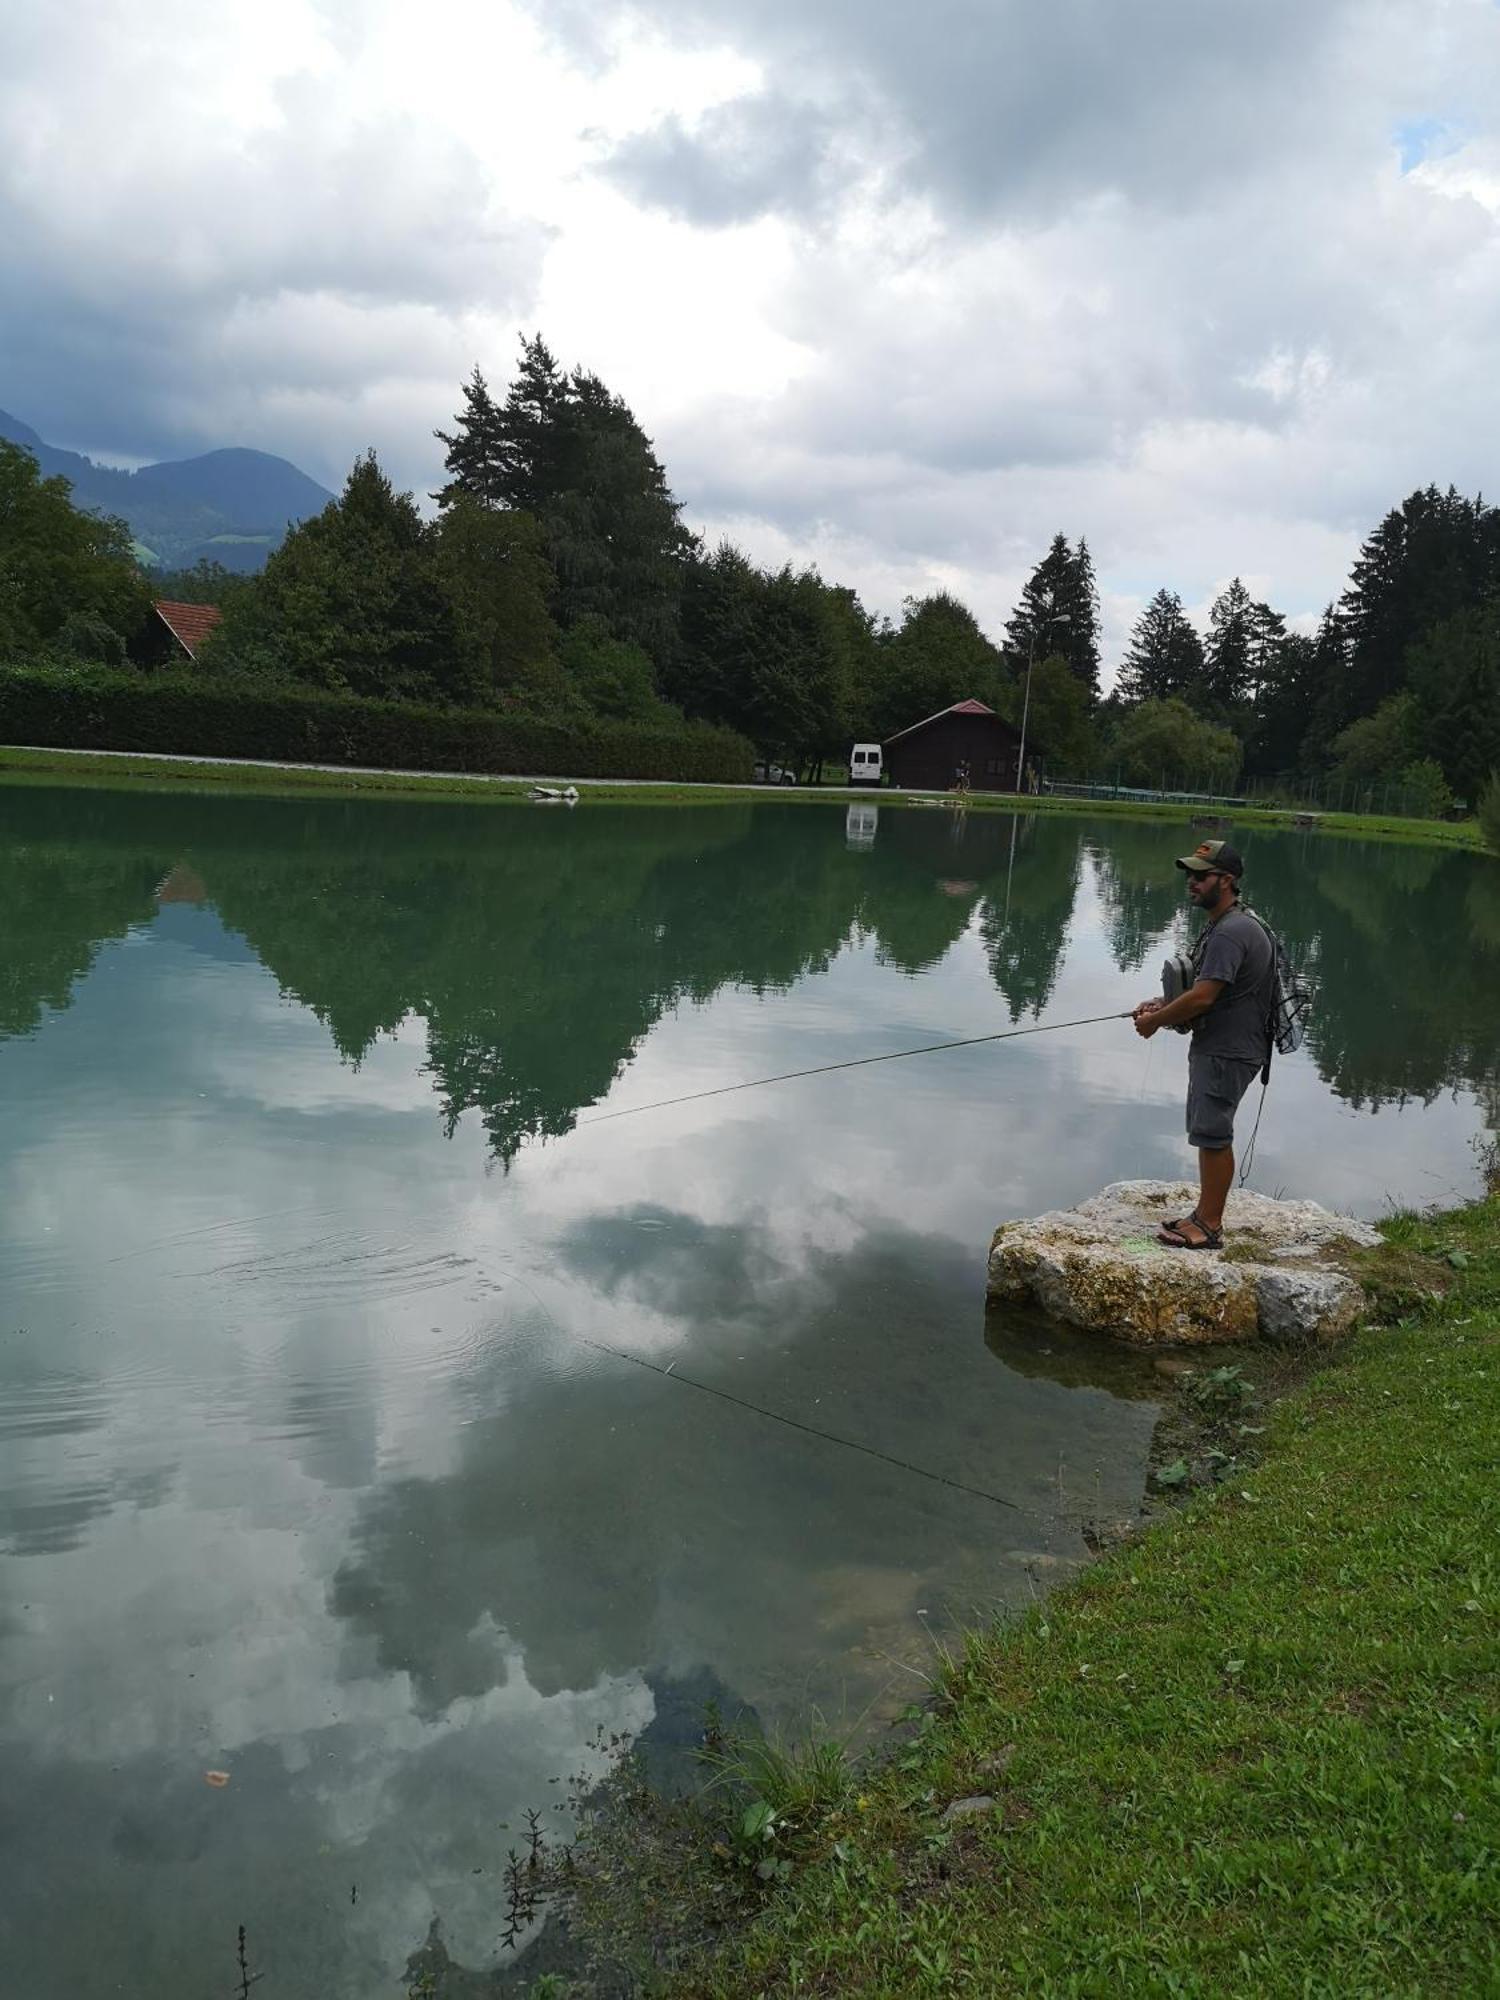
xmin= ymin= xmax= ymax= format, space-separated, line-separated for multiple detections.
xmin=0 ymin=408 xmax=334 ymax=572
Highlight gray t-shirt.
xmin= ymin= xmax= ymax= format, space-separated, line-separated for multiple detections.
xmin=1191 ymin=906 xmax=1275 ymax=1064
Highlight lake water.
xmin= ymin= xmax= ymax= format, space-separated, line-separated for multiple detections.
xmin=2 ymin=783 xmax=1496 ymax=1996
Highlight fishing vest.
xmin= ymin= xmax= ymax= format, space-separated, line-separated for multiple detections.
xmin=1160 ymin=905 xmax=1311 ymax=1064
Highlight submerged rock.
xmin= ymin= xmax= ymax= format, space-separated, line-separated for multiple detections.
xmin=987 ymin=1180 xmax=1381 ymax=1347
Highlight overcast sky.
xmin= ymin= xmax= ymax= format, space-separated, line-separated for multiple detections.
xmin=3 ymin=0 xmax=1499 ymax=673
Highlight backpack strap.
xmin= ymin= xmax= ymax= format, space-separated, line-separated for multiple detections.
xmin=1241 ymin=904 xmax=1282 ymax=1077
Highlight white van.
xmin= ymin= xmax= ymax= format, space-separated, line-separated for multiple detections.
xmin=848 ymin=742 xmax=883 ymax=787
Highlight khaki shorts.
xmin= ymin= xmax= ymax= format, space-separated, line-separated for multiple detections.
xmin=1186 ymin=1049 xmax=1262 ymax=1152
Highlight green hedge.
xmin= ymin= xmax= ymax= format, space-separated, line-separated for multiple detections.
xmin=0 ymin=666 xmax=755 ymax=785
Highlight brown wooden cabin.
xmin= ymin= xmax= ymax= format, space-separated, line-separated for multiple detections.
xmin=883 ymin=698 xmax=1024 ymax=792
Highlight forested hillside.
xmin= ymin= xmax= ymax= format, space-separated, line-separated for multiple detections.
xmin=3 ymin=339 xmax=1498 ymax=813
xmin=0 ymin=409 xmax=332 ymax=570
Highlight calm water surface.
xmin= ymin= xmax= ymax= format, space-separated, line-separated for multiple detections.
xmin=2 ymin=785 xmax=1496 ymax=1995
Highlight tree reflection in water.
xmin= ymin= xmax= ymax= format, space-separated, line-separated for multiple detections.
xmin=1 ymin=784 xmax=1494 ymax=1153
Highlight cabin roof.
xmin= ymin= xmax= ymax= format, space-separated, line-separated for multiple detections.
xmin=883 ymin=697 xmax=1003 ymax=747
xmin=151 ymin=600 xmax=223 ymax=660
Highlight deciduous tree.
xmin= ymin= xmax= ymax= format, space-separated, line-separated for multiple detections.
xmin=1104 ymin=696 xmax=1242 ymax=790
xmin=0 ymin=439 xmax=150 ymax=659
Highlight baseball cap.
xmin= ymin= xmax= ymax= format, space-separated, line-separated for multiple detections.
xmin=1175 ymin=838 xmax=1245 ymax=878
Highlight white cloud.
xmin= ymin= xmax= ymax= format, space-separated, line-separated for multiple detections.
xmin=3 ymin=0 xmax=1500 ymax=669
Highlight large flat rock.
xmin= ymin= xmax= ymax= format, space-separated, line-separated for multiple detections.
xmin=987 ymin=1180 xmax=1381 ymax=1347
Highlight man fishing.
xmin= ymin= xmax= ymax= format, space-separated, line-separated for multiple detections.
xmin=1131 ymin=839 xmax=1274 ymax=1249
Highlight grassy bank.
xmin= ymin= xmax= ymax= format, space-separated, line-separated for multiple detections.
xmin=678 ymin=1195 xmax=1500 ymax=1996
xmin=0 ymin=743 xmax=1489 ymax=851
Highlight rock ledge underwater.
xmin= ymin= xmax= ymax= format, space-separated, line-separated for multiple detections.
xmin=987 ymin=1180 xmax=1382 ymax=1347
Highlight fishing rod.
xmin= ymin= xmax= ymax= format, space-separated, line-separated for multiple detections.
xmin=579 ymin=1009 xmax=1135 ymax=1127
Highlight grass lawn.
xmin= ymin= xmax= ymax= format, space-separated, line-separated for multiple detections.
xmin=682 ymin=1195 xmax=1500 ymax=1997
xmin=0 ymin=744 xmax=1488 ymax=852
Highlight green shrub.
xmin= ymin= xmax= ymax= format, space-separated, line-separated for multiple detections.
xmin=1397 ymin=756 xmax=1452 ymax=820
xmin=0 ymin=663 xmax=754 ymax=785
xmin=1479 ymin=771 xmax=1500 ymax=854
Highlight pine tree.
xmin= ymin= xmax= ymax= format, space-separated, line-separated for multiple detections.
xmin=1246 ymin=623 xmax=1324 ymax=776
xmin=1406 ymin=599 xmax=1500 ymax=798
xmin=437 ymin=339 xmax=692 ymax=663
xmin=433 ymin=367 xmax=507 ymax=508
xmin=1006 ymin=533 xmax=1074 ymax=667
xmin=1243 ymin=598 xmax=1287 ymax=707
xmin=545 ymin=367 xmax=694 ymax=660
xmin=1005 ymin=533 xmax=1099 ymax=699
xmin=1063 ymin=536 xmax=1102 ymax=699
xmin=1203 ymin=577 xmax=1256 ymax=708
xmin=430 ymin=495 xmax=564 ymax=709
xmin=436 ymin=338 xmax=568 ymax=515
xmin=500 ymin=335 xmax=569 ymax=514
xmin=669 ymin=541 xmax=767 ymax=737
xmin=1297 ymin=607 xmax=1351 ymax=769
xmin=1334 ymin=485 xmax=1500 ymax=731
xmin=1116 ymin=589 xmax=1205 ymax=703
xmin=212 ymin=451 xmax=453 ymax=699
xmin=669 ymin=544 xmax=860 ymax=763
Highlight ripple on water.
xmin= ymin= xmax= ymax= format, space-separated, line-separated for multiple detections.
xmin=187 ymin=1230 xmax=480 ymax=1308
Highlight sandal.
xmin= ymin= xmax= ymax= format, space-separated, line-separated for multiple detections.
xmin=1157 ymin=1211 xmax=1223 ymax=1251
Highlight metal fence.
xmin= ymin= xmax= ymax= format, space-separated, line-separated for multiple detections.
xmin=1040 ymin=769 xmax=1463 ymax=821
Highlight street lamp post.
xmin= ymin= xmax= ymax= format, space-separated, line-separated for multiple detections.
xmin=1016 ymin=607 xmax=1071 ymax=795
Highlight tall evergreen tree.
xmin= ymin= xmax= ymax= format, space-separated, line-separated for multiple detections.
xmin=430 ymin=495 xmax=564 ymax=709
xmin=1116 ymin=588 xmax=1205 ymax=703
xmin=1245 ymin=622 xmax=1324 ymax=776
xmin=1406 ymin=599 xmax=1500 ymax=799
xmin=1063 ymin=536 xmax=1102 ymax=699
xmin=499 ymin=335 xmax=570 ymax=515
xmin=433 ymin=367 xmax=506 ymax=509
xmin=1005 ymin=533 xmax=1099 ymax=698
xmin=544 ymin=368 xmax=695 ymax=661
xmin=669 ymin=541 xmax=762 ymax=729
xmin=1202 ymin=577 xmax=1256 ymax=708
xmin=669 ymin=543 xmax=857 ymax=764
xmin=1333 ymin=485 xmax=1500 ymax=732
xmin=1243 ymin=597 xmax=1288 ymax=708
xmin=211 ymin=452 xmax=454 ymax=700
xmin=1297 ymin=606 xmax=1352 ymax=769
xmin=1006 ymin=533 xmax=1073 ymax=665
xmin=435 ymin=339 xmax=568 ymax=515
xmin=438 ymin=338 xmax=692 ymax=663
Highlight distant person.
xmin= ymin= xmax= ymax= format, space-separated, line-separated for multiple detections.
xmin=953 ymin=760 xmax=971 ymax=795
xmin=1130 ymin=840 xmax=1273 ymax=1249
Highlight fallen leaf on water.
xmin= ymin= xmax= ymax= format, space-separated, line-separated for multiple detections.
xmin=205 ymin=1770 xmax=231 ymax=1788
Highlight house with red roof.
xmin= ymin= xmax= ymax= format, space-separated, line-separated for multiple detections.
xmin=883 ymin=697 xmax=1026 ymax=793
xmin=145 ymin=599 xmax=223 ymax=665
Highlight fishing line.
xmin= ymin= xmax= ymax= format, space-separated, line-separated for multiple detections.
xmin=1238 ymin=1078 xmax=1270 ymax=1187
xmin=578 ymin=1010 xmax=1135 ymax=1128
xmin=580 ymin=1337 xmax=1023 ymax=1512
